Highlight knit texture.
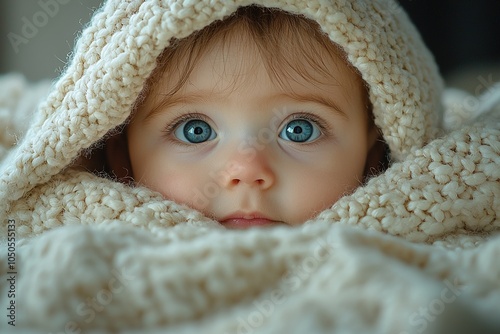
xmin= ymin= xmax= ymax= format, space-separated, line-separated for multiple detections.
xmin=1 ymin=0 xmax=499 ymax=333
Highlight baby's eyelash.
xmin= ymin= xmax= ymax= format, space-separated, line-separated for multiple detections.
xmin=288 ymin=112 xmax=331 ymax=134
xmin=163 ymin=112 xmax=210 ymax=136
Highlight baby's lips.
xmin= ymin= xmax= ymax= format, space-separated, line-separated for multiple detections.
xmin=220 ymin=211 xmax=283 ymax=229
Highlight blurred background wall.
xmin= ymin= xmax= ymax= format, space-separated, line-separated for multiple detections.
xmin=0 ymin=0 xmax=499 ymax=92
xmin=399 ymin=0 xmax=500 ymax=92
xmin=0 ymin=0 xmax=103 ymax=81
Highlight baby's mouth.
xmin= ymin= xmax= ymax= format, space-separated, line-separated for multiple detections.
xmin=219 ymin=211 xmax=283 ymax=229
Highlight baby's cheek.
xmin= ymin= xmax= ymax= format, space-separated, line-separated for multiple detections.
xmin=154 ymin=173 xmax=211 ymax=212
xmin=282 ymin=180 xmax=323 ymax=225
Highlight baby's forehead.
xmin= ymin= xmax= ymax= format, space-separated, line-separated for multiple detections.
xmin=148 ymin=48 xmax=358 ymax=112
xmin=158 ymin=28 xmax=361 ymax=95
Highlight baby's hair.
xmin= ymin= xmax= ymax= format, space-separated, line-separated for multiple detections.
xmin=133 ymin=5 xmax=370 ymax=115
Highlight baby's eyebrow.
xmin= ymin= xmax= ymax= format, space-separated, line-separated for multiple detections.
xmin=144 ymin=93 xmax=211 ymax=122
xmin=144 ymin=91 xmax=348 ymax=122
xmin=279 ymin=93 xmax=348 ymax=119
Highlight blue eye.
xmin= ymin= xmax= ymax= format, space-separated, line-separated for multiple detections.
xmin=174 ymin=119 xmax=216 ymax=143
xmin=279 ymin=119 xmax=321 ymax=143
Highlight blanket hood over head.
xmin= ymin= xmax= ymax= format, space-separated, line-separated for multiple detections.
xmin=1 ymin=0 xmax=500 ymax=333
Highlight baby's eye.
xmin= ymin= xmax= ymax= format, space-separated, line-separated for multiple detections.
xmin=174 ymin=119 xmax=217 ymax=143
xmin=279 ymin=119 xmax=321 ymax=143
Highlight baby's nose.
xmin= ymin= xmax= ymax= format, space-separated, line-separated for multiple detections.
xmin=221 ymin=151 xmax=275 ymax=190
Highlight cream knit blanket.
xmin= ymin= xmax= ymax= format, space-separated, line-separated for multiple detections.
xmin=1 ymin=0 xmax=500 ymax=333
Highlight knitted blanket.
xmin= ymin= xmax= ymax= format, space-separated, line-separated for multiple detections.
xmin=1 ymin=0 xmax=500 ymax=333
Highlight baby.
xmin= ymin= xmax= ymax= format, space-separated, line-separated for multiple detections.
xmin=104 ymin=6 xmax=386 ymax=228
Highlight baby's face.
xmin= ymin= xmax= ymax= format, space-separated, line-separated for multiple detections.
xmin=127 ymin=37 xmax=375 ymax=228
